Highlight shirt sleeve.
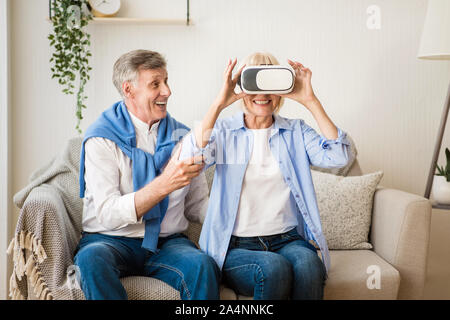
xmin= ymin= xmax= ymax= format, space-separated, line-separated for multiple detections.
xmin=179 ymin=129 xmax=217 ymax=170
xmin=300 ymin=120 xmax=353 ymax=169
xmin=84 ymin=137 xmax=139 ymax=230
xmin=183 ymin=172 xmax=209 ymax=224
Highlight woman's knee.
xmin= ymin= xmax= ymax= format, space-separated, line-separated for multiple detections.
xmin=223 ymin=252 xmax=293 ymax=299
xmin=257 ymin=254 xmax=293 ymax=284
xmin=252 ymin=254 xmax=293 ymax=299
xmin=292 ymin=249 xmax=326 ymax=282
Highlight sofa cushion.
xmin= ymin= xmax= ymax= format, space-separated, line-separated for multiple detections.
xmin=324 ymin=250 xmax=400 ymax=300
xmin=121 ymin=277 xmax=236 ymax=300
xmin=311 ymin=170 xmax=383 ymax=249
xmin=121 ymin=276 xmax=180 ymax=300
xmin=234 ymin=250 xmax=400 ymax=300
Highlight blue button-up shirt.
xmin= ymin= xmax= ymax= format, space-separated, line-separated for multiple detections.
xmin=180 ymin=111 xmax=352 ymax=273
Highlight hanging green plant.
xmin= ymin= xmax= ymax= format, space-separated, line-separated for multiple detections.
xmin=48 ymin=0 xmax=93 ymax=133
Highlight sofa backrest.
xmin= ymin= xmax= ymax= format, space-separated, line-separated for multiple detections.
xmin=46 ymin=132 xmax=359 ymax=230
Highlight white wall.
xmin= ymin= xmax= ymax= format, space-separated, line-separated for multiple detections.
xmin=0 ymin=0 xmax=11 ymax=301
xmin=7 ymin=0 xmax=450 ymax=298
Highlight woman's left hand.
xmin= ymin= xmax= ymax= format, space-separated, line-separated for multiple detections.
xmin=282 ymin=59 xmax=318 ymax=108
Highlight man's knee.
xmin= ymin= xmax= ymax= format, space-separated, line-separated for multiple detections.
xmin=187 ymin=251 xmax=220 ymax=277
xmin=165 ymin=250 xmax=220 ymax=300
xmin=74 ymin=242 xmax=117 ymax=270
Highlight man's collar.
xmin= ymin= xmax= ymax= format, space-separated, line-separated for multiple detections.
xmin=128 ymin=109 xmax=160 ymax=134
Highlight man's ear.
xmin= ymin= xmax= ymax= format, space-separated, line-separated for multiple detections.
xmin=122 ymin=81 xmax=134 ymax=99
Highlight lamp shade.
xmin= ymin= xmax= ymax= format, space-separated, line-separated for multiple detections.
xmin=418 ymin=0 xmax=450 ymax=60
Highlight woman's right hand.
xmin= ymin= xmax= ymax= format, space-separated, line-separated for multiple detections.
xmin=194 ymin=59 xmax=246 ymax=149
xmin=213 ymin=58 xmax=246 ymax=110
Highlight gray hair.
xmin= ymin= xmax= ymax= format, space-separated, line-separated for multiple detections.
xmin=113 ymin=50 xmax=167 ymax=98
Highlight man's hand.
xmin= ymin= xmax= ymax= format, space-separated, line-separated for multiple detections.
xmin=158 ymin=145 xmax=205 ymax=195
xmin=134 ymin=145 xmax=204 ymax=220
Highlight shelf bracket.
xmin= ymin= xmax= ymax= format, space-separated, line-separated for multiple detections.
xmin=186 ymin=0 xmax=190 ymax=26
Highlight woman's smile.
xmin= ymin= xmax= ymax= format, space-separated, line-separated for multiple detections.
xmin=253 ymin=99 xmax=272 ymax=107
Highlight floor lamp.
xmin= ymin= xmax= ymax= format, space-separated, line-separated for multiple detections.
xmin=418 ymin=0 xmax=450 ymax=210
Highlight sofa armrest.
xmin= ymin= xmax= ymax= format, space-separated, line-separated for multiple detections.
xmin=17 ymin=184 xmax=81 ymax=299
xmin=370 ymin=186 xmax=431 ymax=299
xmin=22 ymin=185 xmax=81 ymax=253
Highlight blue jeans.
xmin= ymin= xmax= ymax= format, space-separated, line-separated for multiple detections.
xmin=223 ymin=228 xmax=327 ymax=300
xmin=73 ymin=232 xmax=220 ymax=300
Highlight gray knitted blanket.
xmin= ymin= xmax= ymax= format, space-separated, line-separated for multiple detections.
xmin=8 ymin=137 xmax=85 ymax=300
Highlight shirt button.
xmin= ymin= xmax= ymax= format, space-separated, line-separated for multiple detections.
xmin=286 ymin=177 xmax=291 ymax=181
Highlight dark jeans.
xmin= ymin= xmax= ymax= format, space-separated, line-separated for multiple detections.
xmin=73 ymin=232 xmax=220 ymax=300
xmin=223 ymin=228 xmax=327 ymax=300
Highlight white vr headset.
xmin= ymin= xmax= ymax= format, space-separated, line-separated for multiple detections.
xmin=238 ymin=65 xmax=295 ymax=95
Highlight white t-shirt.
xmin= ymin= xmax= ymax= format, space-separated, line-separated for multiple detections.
xmin=232 ymin=126 xmax=298 ymax=237
xmin=82 ymin=111 xmax=207 ymax=238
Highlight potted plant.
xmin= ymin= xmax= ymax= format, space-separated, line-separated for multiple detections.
xmin=433 ymin=147 xmax=450 ymax=205
xmin=48 ymin=0 xmax=93 ymax=133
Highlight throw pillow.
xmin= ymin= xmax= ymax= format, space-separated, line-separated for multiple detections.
xmin=311 ymin=170 xmax=384 ymax=249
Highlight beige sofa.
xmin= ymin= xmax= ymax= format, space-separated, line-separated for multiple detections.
xmin=9 ymin=137 xmax=431 ymax=300
xmin=216 ymin=161 xmax=432 ymax=300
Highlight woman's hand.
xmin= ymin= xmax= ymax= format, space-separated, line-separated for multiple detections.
xmin=213 ymin=58 xmax=246 ymax=111
xmin=194 ymin=59 xmax=246 ymax=149
xmin=282 ymin=59 xmax=318 ymax=108
xmin=282 ymin=60 xmax=338 ymax=141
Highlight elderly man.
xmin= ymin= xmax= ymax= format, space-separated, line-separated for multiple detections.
xmin=74 ymin=50 xmax=220 ymax=300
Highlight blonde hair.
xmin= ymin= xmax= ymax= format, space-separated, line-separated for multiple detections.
xmin=238 ymin=52 xmax=285 ymax=113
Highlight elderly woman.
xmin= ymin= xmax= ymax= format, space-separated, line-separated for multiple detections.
xmin=181 ymin=52 xmax=352 ymax=300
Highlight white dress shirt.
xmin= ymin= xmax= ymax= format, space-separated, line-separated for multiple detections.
xmin=82 ymin=111 xmax=208 ymax=238
xmin=232 ymin=127 xmax=298 ymax=237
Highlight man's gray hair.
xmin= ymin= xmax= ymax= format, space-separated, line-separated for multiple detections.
xmin=113 ymin=50 xmax=167 ymax=98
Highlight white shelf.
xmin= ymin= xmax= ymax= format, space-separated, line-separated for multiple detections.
xmin=90 ymin=17 xmax=192 ymax=25
xmin=47 ymin=17 xmax=193 ymax=26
